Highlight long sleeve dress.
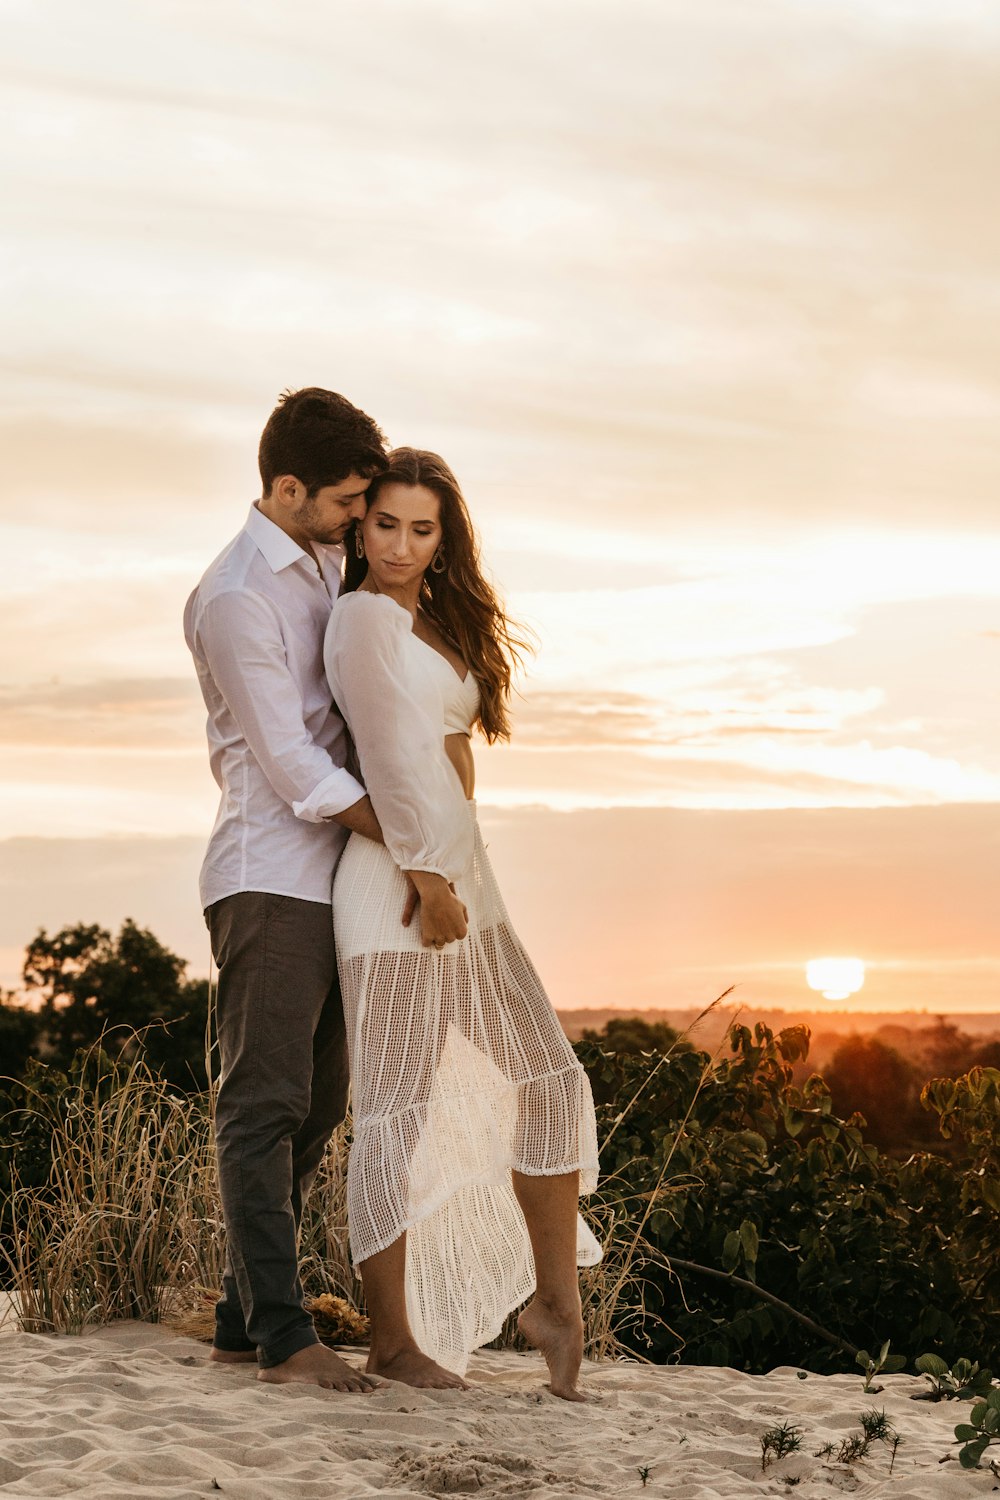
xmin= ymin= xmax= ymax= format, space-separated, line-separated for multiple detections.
xmin=324 ymin=589 xmax=601 ymax=1374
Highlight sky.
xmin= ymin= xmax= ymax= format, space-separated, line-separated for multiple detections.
xmin=2 ymin=0 xmax=998 ymax=1014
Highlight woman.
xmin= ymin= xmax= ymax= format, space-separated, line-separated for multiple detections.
xmin=324 ymin=449 xmax=601 ymax=1400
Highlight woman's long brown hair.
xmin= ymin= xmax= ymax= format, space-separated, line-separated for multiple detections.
xmin=342 ymin=448 xmax=532 ymax=743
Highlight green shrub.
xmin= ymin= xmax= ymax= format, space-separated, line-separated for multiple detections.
xmin=575 ymin=1021 xmax=1000 ymax=1372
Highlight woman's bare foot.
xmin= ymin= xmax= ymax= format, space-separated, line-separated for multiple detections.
xmin=257 ymin=1343 xmax=379 ymax=1392
xmin=209 ymin=1348 xmax=258 ymax=1365
xmin=517 ymin=1297 xmax=586 ymax=1402
xmin=367 ymin=1341 xmax=469 ymax=1390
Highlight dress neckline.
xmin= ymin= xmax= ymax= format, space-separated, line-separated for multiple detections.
xmin=411 ymin=630 xmax=470 ymax=685
xmin=350 ymin=586 xmax=471 ymax=685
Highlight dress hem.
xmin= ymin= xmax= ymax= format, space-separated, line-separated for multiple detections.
xmin=349 ymin=1158 xmax=602 ymax=1267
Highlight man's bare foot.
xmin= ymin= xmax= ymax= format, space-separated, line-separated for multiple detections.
xmin=517 ymin=1296 xmax=586 ymax=1401
xmin=367 ymin=1343 xmax=469 ymax=1390
xmin=257 ymin=1343 xmax=379 ymax=1392
xmin=209 ymin=1348 xmax=258 ymax=1365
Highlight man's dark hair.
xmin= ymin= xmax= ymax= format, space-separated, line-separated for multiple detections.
xmin=258 ymin=387 xmax=387 ymax=495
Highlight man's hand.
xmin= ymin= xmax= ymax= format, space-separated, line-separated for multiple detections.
xmin=405 ymin=871 xmax=469 ymax=948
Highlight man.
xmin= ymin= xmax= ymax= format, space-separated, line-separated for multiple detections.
xmin=184 ymin=388 xmax=388 ymax=1391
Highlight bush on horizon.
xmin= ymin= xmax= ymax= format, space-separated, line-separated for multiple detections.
xmin=574 ymin=1020 xmax=1000 ymax=1372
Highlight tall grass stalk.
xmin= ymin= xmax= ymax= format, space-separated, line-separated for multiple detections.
xmin=2 ymin=1044 xmax=223 ymax=1332
xmin=1 ymin=1038 xmax=356 ymax=1335
xmin=575 ymin=992 xmax=736 ymax=1361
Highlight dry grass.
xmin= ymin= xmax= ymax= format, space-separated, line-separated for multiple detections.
xmin=3 ymin=998 xmax=732 ymax=1355
xmin=2 ymin=1047 xmax=222 ymax=1333
xmin=0 ymin=1039 xmax=360 ymax=1336
xmin=168 ymin=1288 xmax=369 ymax=1346
xmin=573 ymin=991 xmax=737 ymax=1362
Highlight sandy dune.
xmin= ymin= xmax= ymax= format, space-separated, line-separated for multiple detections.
xmin=0 ymin=1320 xmax=994 ymax=1498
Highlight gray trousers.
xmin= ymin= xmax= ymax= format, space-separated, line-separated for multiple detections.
xmin=205 ymin=891 xmax=348 ymax=1368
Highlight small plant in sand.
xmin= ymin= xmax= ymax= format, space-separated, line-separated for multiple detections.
xmin=760 ymin=1421 xmax=803 ymax=1470
xmin=856 ymin=1338 xmax=906 ymax=1393
xmin=836 ymin=1433 xmax=869 ymax=1464
xmin=858 ymin=1407 xmax=897 ymax=1445
xmin=636 ymin=1464 xmax=651 ymax=1487
xmin=955 ymin=1388 xmax=1000 ymax=1468
xmin=914 ymin=1352 xmax=993 ymax=1401
xmin=816 ymin=1409 xmax=900 ymax=1469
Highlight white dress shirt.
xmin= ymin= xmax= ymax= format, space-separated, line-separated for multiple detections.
xmin=184 ymin=504 xmax=366 ymax=910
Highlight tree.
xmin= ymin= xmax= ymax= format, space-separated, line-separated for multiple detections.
xmin=580 ymin=1016 xmax=680 ymax=1054
xmin=22 ymin=920 xmax=209 ymax=1090
xmin=0 ymin=992 xmax=43 ymax=1080
xmin=970 ymin=1040 xmax=1000 ymax=1071
xmin=823 ymin=1035 xmax=923 ymax=1153
xmin=916 ymin=1018 xmax=978 ymax=1080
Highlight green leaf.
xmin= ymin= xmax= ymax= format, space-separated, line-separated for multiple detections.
xmin=980 ymin=1176 xmax=1000 ymax=1211
xmin=856 ymin=1351 xmax=872 ymax=1371
xmin=883 ymin=1356 xmax=907 ymax=1374
xmin=955 ymin=1424 xmax=980 ymax=1441
xmin=959 ymin=1437 xmax=989 ymax=1469
xmin=721 ymin=1230 xmax=741 ymax=1271
xmin=739 ymin=1220 xmax=759 ymax=1266
xmin=916 ymin=1353 xmax=949 ymax=1378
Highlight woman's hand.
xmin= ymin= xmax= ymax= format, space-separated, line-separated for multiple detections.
xmin=405 ymin=871 xmax=469 ymax=948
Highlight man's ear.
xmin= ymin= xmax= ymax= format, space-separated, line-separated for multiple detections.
xmin=270 ymin=475 xmax=305 ymax=510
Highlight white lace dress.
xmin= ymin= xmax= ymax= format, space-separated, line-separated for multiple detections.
xmin=324 ymin=590 xmax=601 ymax=1374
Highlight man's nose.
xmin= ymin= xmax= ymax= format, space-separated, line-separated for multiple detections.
xmin=349 ymin=497 xmax=368 ymax=522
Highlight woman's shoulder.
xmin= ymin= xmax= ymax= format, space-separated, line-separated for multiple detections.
xmin=326 ymin=588 xmax=415 ymax=659
xmin=331 ymin=589 xmax=411 ymax=627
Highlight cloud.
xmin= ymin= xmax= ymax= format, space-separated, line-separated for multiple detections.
xmin=0 ymin=0 xmax=997 ymax=868
xmin=4 ymin=0 xmax=1000 ymax=530
xmin=0 ymin=677 xmax=202 ymax=747
xmin=2 ymin=416 xmax=251 ymax=532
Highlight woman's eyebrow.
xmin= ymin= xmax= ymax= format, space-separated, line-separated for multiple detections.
xmin=372 ymin=508 xmax=437 ymax=524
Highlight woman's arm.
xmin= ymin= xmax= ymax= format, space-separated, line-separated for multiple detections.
xmin=325 ymin=592 xmax=473 ymax=944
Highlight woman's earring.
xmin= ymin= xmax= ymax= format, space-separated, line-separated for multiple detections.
xmin=431 ymin=547 xmax=447 ymax=574
xmin=354 ymin=526 xmax=365 ymax=560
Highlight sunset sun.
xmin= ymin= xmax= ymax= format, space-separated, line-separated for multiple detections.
xmin=806 ymin=957 xmax=866 ymax=1003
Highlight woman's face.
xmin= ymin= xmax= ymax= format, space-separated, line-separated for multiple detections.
xmin=362 ymin=482 xmax=443 ymax=590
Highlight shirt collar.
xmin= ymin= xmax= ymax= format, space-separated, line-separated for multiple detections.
xmin=245 ymin=503 xmax=313 ymax=574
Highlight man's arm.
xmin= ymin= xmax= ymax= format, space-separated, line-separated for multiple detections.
xmin=327 ymin=797 xmax=419 ymax=927
xmin=326 ymin=794 xmax=381 ymax=842
xmin=194 ymin=588 xmax=365 ymax=821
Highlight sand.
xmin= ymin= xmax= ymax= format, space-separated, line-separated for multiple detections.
xmin=0 ymin=1318 xmax=994 ymax=1499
